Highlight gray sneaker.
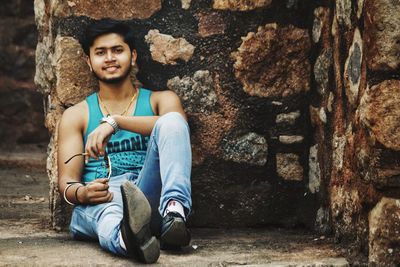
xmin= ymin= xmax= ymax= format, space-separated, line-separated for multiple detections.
xmin=120 ymin=181 xmax=160 ymax=263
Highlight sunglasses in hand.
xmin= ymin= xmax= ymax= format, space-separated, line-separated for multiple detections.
xmin=64 ymin=151 xmax=113 ymax=179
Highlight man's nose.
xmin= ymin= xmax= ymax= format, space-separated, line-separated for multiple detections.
xmin=105 ymin=50 xmax=114 ymax=61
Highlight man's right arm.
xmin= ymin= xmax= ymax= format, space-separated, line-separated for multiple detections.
xmin=57 ymin=104 xmax=113 ymax=205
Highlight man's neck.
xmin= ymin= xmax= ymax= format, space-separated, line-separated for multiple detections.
xmin=98 ymin=78 xmax=136 ymax=101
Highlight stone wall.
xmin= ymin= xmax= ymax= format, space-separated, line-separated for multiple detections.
xmin=0 ymin=1 xmax=48 ymax=148
xmin=311 ymin=0 xmax=400 ymax=265
xmin=34 ymin=0 xmax=318 ymax=229
xmin=33 ymin=0 xmax=400 ymax=265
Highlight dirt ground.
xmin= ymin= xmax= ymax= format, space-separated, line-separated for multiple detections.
xmin=0 ymin=146 xmax=350 ymax=266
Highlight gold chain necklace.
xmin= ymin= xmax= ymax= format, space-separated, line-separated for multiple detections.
xmin=98 ymin=88 xmax=137 ymax=116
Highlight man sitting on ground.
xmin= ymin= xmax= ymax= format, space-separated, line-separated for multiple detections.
xmin=57 ymin=19 xmax=192 ymax=264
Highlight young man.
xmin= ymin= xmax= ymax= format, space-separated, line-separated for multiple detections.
xmin=57 ymin=19 xmax=192 ymax=264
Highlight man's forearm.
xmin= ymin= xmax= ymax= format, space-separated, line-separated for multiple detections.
xmin=112 ymin=115 xmax=159 ymax=136
xmin=59 ymin=179 xmax=83 ymax=205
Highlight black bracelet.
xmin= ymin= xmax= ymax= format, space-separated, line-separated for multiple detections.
xmin=75 ymin=184 xmax=84 ymax=205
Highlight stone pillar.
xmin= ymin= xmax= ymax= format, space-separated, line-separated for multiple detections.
xmin=311 ymin=0 xmax=400 ymax=265
xmin=369 ymin=198 xmax=400 ymax=266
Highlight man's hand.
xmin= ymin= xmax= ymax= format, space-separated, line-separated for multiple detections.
xmin=78 ymin=178 xmax=114 ymax=204
xmin=85 ymin=122 xmax=114 ymax=162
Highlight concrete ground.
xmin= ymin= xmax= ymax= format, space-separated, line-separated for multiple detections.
xmin=0 ymin=146 xmax=350 ymax=267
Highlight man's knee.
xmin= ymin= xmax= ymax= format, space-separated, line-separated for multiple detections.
xmin=158 ymin=112 xmax=186 ymax=123
xmin=155 ymin=112 xmax=188 ymax=133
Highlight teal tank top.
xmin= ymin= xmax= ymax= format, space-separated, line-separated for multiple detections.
xmin=82 ymin=88 xmax=154 ymax=182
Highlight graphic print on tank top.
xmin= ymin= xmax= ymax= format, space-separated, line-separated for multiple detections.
xmin=93 ymin=134 xmax=150 ymax=179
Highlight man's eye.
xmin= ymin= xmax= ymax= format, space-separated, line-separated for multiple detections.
xmin=96 ymin=51 xmax=105 ymax=55
xmin=114 ymin=48 xmax=123 ymax=53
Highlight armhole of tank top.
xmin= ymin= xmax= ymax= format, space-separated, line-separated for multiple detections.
xmin=83 ymin=100 xmax=90 ymax=143
xmin=134 ymin=88 xmax=155 ymax=116
xmin=83 ymin=93 xmax=97 ymax=143
xmin=143 ymin=88 xmax=155 ymax=116
xmin=133 ymin=88 xmax=141 ymax=116
xmin=148 ymin=89 xmax=156 ymax=115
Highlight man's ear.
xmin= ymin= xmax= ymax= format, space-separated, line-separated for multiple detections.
xmin=86 ymin=56 xmax=93 ymax=72
xmin=131 ymin=50 xmax=137 ymax=65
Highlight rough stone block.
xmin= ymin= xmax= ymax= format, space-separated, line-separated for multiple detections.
xmin=357 ymin=0 xmax=365 ymax=19
xmin=364 ymin=0 xmax=400 ymax=71
xmin=52 ymin=0 xmax=161 ymax=19
xmin=145 ymin=29 xmax=195 ymax=65
xmin=358 ymin=147 xmax=400 ymax=188
xmin=276 ymin=110 xmax=300 ymax=125
xmin=309 ymin=105 xmax=321 ymax=127
xmin=276 ymin=153 xmax=303 ymax=181
xmin=190 ymin=113 xmax=237 ymax=165
xmin=369 ymin=197 xmax=400 ymax=266
xmin=279 ymin=135 xmax=304 ymax=144
xmin=327 ymin=92 xmax=334 ymax=113
xmin=232 ymin=23 xmax=311 ymax=98
xmin=319 ymin=107 xmax=327 ymax=124
xmin=212 ymin=0 xmax=272 ymax=11
xmin=315 ymin=207 xmax=330 ymax=234
xmin=309 ymin=145 xmax=321 ymax=193
xmin=344 ymin=28 xmax=362 ymax=107
xmin=35 ymin=37 xmax=55 ymax=94
xmin=335 ymin=0 xmax=352 ymax=29
xmin=44 ymin=95 xmax=65 ymax=135
xmin=330 ymin=186 xmax=362 ymax=234
xmin=181 ymin=0 xmax=191 ymax=9
xmin=196 ymin=12 xmax=225 ymax=37
xmin=167 ymin=70 xmax=218 ymax=115
xmin=222 ymin=132 xmax=268 ymax=166
xmin=332 ymin=134 xmax=346 ymax=172
xmin=314 ymin=48 xmax=333 ymax=95
xmin=54 ymin=36 xmax=97 ymax=106
xmin=360 ymin=80 xmax=400 ymax=151
xmin=34 ymin=0 xmax=46 ymax=31
xmin=312 ymin=7 xmax=330 ymax=43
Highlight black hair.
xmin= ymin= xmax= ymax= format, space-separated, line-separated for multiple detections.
xmin=79 ymin=18 xmax=136 ymax=56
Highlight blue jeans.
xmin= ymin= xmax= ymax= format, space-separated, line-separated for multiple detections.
xmin=69 ymin=112 xmax=192 ymax=256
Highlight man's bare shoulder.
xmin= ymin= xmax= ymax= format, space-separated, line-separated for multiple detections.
xmin=151 ymin=89 xmax=186 ymax=118
xmin=151 ymin=90 xmax=180 ymax=101
xmin=60 ymin=100 xmax=88 ymax=128
xmin=152 ymin=89 xmax=177 ymax=96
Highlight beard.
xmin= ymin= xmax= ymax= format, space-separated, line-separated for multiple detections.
xmin=92 ymin=63 xmax=132 ymax=85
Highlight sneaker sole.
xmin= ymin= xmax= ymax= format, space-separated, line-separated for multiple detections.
xmin=161 ymin=218 xmax=191 ymax=247
xmin=121 ymin=182 xmax=160 ymax=263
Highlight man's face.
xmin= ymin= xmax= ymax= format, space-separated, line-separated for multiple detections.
xmin=87 ymin=33 xmax=136 ymax=84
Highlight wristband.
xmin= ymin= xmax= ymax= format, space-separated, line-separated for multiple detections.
xmin=75 ymin=185 xmax=84 ymax=205
xmin=100 ymin=116 xmax=119 ymax=134
xmin=63 ymin=183 xmax=75 ymax=206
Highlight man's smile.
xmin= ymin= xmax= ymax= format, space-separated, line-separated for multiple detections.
xmin=103 ymin=65 xmax=120 ymax=72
